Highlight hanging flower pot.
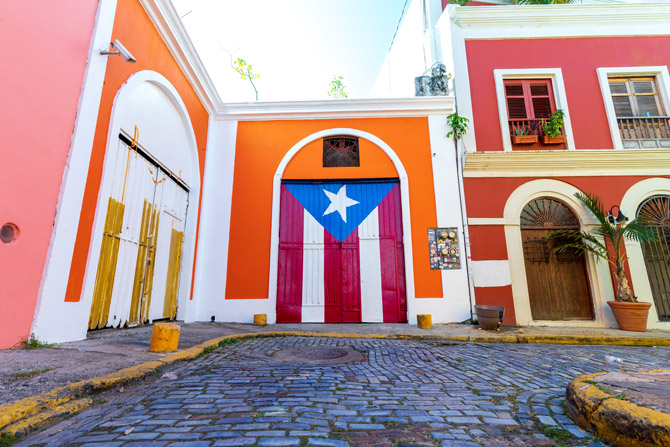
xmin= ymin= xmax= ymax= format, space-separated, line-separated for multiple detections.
xmin=542 ymin=135 xmax=567 ymax=145
xmin=511 ymin=135 xmax=538 ymax=145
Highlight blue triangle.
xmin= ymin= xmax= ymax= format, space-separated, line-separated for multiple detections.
xmin=284 ymin=181 xmax=397 ymax=242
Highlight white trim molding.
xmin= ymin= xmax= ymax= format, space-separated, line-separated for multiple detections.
xmin=493 ymin=68 xmax=575 ymax=152
xmin=620 ymin=177 xmax=670 ymax=330
xmin=139 ymin=0 xmax=221 ymax=115
xmin=268 ymin=128 xmax=416 ymax=324
xmin=463 ymin=149 xmax=670 ymax=178
xmin=597 ymin=66 xmax=670 ymax=150
xmin=502 ymin=179 xmax=615 ymax=327
xmin=216 ymin=96 xmax=455 ymax=121
xmin=450 ymin=4 xmax=670 ymax=37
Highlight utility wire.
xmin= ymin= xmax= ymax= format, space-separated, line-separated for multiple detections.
xmin=388 ymin=0 xmax=410 ymax=53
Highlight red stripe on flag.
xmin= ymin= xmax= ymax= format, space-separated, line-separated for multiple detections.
xmin=378 ymin=184 xmax=407 ymax=323
xmin=324 ymin=228 xmax=362 ymax=323
xmin=277 ymin=185 xmax=303 ymax=323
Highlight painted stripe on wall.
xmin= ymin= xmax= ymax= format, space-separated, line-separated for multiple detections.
xmin=359 ymin=209 xmax=384 ymax=323
xmin=324 ymin=230 xmax=341 ymax=323
xmin=302 ymin=210 xmax=325 ymax=323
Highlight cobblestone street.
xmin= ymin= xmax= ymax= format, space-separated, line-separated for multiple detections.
xmin=16 ymin=337 xmax=670 ymax=447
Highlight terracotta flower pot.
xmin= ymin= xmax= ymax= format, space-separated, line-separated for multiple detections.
xmin=475 ymin=305 xmax=505 ymax=331
xmin=607 ymin=301 xmax=652 ymax=332
xmin=542 ymin=135 xmax=567 ymax=145
xmin=511 ymin=135 xmax=538 ymax=145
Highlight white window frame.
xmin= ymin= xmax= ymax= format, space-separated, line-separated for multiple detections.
xmin=494 ymin=68 xmax=575 ymax=152
xmin=597 ymin=66 xmax=670 ymax=150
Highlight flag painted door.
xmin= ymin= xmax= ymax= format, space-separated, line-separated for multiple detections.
xmin=277 ymin=180 xmax=407 ymax=323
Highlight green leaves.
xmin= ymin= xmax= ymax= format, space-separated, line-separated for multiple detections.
xmin=328 ymin=76 xmax=348 ymax=99
xmin=447 ymin=113 xmax=470 ymax=140
xmin=233 ymin=58 xmax=260 ymax=80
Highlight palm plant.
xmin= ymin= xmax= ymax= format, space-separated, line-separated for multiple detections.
xmin=546 ymin=192 xmax=656 ymax=302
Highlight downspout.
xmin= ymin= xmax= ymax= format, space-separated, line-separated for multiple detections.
xmin=451 ymin=93 xmax=475 ymax=322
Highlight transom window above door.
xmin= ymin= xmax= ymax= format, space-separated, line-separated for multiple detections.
xmin=607 ymin=76 xmax=670 ymax=149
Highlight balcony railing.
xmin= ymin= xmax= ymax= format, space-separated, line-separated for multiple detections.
xmin=508 ymin=118 xmax=548 ymax=137
xmin=617 ymin=116 xmax=670 ymax=145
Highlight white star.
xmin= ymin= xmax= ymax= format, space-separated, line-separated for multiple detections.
xmin=322 ymin=185 xmax=359 ymax=223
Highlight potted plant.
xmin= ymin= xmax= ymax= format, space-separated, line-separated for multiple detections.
xmin=546 ymin=192 xmax=656 ymax=332
xmin=511 ymin=124 xmax=538 ymax=144
xmin=542 ymin=109 xmax=567 ymax=144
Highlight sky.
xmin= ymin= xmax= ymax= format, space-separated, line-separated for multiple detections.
xmin=172 ymin=0 xmax=407 ymax=102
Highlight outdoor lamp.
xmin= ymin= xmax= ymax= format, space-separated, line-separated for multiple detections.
xmin=607 ymin=205 xmax=628 ymax=225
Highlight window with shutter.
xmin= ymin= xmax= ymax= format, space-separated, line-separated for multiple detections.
xmin=608 ymin=76 xmax=670 ymax=148
xmin=608 ymin=77 xmax=664 ymax=117
xmin=504 ymin=79 xmax=556 ymax=120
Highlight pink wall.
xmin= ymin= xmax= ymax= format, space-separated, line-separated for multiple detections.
xmin=0 ymin=2 xmax=98 ymax=348
xmin=465 ymin=36 xmax=670 ymax=151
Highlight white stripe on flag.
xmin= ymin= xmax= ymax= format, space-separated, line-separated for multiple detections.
xmin=359 ymin=208 xmax=384 ymax=323
xmin=302 ymin=209 xmax=325 ymax=323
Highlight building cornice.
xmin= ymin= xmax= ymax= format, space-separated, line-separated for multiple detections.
xmin=139 ymin=0 xmax=222 ymax=115
xmin=451 ymin=4 xmax=670 ymax=34
xmin=463 ymin=149 xmax=670 ymax=178
xmin=214 ymin=96 xmax=456 ymax=121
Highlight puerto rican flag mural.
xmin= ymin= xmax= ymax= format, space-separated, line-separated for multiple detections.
xmin=277 ymin=180 xmax=407 ymax=323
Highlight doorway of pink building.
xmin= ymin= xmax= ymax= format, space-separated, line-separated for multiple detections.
xmin=276 ymin=180 xmax=407 ymax=323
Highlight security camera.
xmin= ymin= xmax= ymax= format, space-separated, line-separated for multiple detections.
xmin=100 ymin=39 xmax=136 ymax=63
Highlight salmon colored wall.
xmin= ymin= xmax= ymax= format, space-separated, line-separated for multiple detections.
xmin=226 ymin=118 xmax=441 ymax=300
xmin=0 ymin=2 xmax=98 ymax=348
xmin=463 ymin=176 xmax=667 ymax=219
xmin=284 ymin=139 xmax=398 ymax=179
xmin=65 ymin=0 xmax=209 ymax=304
xmin=465 ymin=37 xmax=670 ymax=151
xmin=469 ymin=226 xmax=507 ymax=261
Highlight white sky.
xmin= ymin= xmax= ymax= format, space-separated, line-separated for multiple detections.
xmin=173 ymin=0 xmax=407 ymax=102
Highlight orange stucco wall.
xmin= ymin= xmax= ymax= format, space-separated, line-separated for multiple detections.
xmin=65 ymin=0 xmax=210 ymax=304
xmin=0 ymin=2 xmax=98 ymax=348
xmin=226 ymin=118 xmax=442 ymax=301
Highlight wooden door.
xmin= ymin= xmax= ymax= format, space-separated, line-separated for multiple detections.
xmin=521 ymin=198 xmax=594 ymax=320
xmin=638 ymin=196 xmax=670 ymax=320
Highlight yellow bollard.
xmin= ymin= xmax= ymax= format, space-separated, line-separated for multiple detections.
xmin=149 ymin=322 xmax=181 ymax=353
xmin=254 ymin=314 xmax=267 ymax=326
xmin=417 ymin=314 xmax=432 ymax=329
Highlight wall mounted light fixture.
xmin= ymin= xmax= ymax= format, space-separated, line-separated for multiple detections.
xmin=100 ymin=40 xmax=136 ymax=63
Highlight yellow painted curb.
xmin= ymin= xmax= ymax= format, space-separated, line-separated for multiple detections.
xmin=2 ymin=398 xmax=93 ymax=437
xmin=566 ymin=371 xmax=670 ymax=447
xmin=2 ymin=329 xmax=669 ymax=437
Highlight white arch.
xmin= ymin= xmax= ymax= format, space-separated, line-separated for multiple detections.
xmin=266 ymin=128 xmax=415 ymax=323
xmin=81 ymin=70 xmax=202 ymax=328
xmin=620 ymin=177 xmax=670 ymax=329
xmin=503 ymin=179 xmax=615 ymax=327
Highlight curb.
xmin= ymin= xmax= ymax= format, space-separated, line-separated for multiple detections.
xmin=1 ymin=329 xmax=669 ymax=437
xmin=565 ymin=371 xmax=670 ymax=447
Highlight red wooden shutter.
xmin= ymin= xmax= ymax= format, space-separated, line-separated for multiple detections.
xmin=504 ymin=79 xmax=555 ymax=120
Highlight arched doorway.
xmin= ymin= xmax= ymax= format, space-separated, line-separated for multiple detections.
xmin=274 ymin=133 xmax=408 ymax=324
xmin=520 ymin=197 xmax=594 ymax=320
xmin=637 ymin=195 xmax=670 ymax=321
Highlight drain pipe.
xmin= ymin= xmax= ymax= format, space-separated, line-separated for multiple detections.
xmin=451 ymin=101 xmax=475 ymax=323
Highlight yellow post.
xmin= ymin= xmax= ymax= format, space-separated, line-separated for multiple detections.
xmin=149 ymin=323 xmax=181 ymax=353
xmin=417 ymin=314 xmax=432 ymax=330
xmin=254 ymin=314 xmax=267 ymax=326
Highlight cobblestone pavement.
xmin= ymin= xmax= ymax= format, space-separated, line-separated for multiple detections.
xmin=16 ymin=337 xmax=670 ymax=447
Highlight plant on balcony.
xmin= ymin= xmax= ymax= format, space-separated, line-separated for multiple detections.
xmin=546 ymin=192 xmax=656 ymax=331
xmin=511 ymin=124 xmax=538 ymax=144
xmin=542 ymin=109 xmax=567 ymax=144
